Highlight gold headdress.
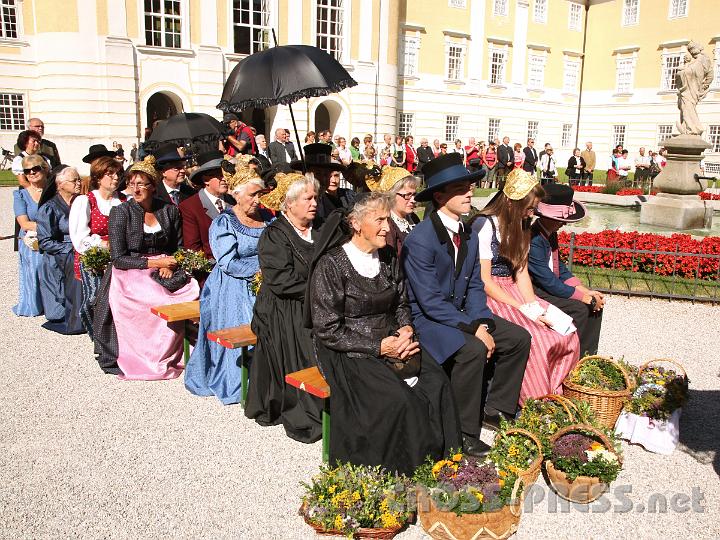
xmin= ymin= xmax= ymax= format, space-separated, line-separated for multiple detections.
xmin=127 ymin=155 xmax=161 ymax=183
xmin=225 ymin=163 xmax=262 ymax=193
xmin=260 ymin=172 xmax=306 ymax=211
xmin=233 ymin=153 xmax=260 ymax=168
xmin=503 ymin=168 xmax=539 ymax=200
xmin=369 ymin=166 xmax=412 ymax=193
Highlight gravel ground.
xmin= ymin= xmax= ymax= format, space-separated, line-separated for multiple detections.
xmin=0 ymin=186 xmax=718 ymax=539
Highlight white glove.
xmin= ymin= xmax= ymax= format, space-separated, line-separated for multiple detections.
xmin=22 ymin=230 xmax=39 ymax=251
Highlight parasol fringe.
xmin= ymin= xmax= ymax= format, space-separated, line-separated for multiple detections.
xmin=216 ymin=79 xmax=358 ymax=112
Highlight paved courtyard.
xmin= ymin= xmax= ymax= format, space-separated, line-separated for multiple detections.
xmin=0 ymin=186 xmax=718 ymax=539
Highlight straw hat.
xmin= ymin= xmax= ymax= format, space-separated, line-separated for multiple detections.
xmin=369 ymin=166 xmax=412 ymax=193
xmin=222 ymin=161 xmax=262 ymax=193
xmin=502 ymin=168 xmax=539 ymax=200
xmin=127 ymin=155 xmax=161 ymax=183
xmin=260 ymin=172 xmax=306 ymax=211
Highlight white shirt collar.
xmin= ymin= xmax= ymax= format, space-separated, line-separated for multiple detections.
xmin=163 ymin=181 xmax=178 ymax=193
xmin=203 ymin=188 xmax=221 ymax=207
xmin=437 ymin=209 xmax=461 ymax=235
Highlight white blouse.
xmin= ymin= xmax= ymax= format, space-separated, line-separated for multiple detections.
xmin=68 ymin=190 xmax=124 ymax=253
xmin=343 ymin=240 xmax=380 ymax=278
xmin=477 ymin=215 xmax=500 ymax=261
xmin=283 ymin=212 xmax=313 ymax=243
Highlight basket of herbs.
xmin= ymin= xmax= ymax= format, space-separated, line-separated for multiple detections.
xmin=80 ymin=246 xmax=111 ymax=277
xmin=490 ymin=427 xmax=543 ymax=490
xmin=562 ymin=355 xmax=634 ymax=428
xmin=173 ymin=248 xmax=213 ymax=277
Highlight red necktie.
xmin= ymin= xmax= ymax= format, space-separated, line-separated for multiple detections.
xmin=215 ymin=199 xmax=224 ymax=214
xmin=453 ymin=232 xmax=461 ymax=249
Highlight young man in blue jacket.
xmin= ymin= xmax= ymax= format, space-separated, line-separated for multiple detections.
xmin=403 ymin=154 xmax=530 ymax=457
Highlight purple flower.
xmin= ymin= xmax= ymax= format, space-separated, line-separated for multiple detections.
xmin=552 ymin=434 xmax=595 ymax=462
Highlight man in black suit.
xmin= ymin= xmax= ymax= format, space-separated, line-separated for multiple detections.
xmin=268 ymin=128 xmax=298 ymax=165
xmin=416 ymin=138 xmax=435 ymax=174
xmin=254 ymin=134 xmax=272 ymax=172
xmin=153 ymin=144 xmax=195 ymax=205
xmin=523 ymin=138 xmax=539 ymax=174
xmin=496 ymin=136 xmax=514 ymax=190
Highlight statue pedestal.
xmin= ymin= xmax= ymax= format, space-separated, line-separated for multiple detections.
xmin=640 ymin=133 xmax=713 ymax=230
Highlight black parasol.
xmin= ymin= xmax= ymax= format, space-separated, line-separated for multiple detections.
xmin=147 ymin=112 xmax=226 ymax=150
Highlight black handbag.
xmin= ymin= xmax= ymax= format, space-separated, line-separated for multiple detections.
xmin=383 ymin=352 xmax=421 ymax=379
xmin=150 ymin=268 xmax=190 ymax=292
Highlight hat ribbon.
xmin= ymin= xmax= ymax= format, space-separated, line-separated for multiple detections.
xmin=537 ymin=202 xmax=575 ymax=218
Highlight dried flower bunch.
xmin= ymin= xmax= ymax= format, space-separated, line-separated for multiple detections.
xmin=80 ymin=246 xmax=111 ymax=276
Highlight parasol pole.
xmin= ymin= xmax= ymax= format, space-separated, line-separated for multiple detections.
xmin=271 ymin=28 xmax=305 ymax=169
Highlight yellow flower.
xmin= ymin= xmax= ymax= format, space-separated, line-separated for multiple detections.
xmin=499 ymin=479 xmax=505 ymax=488
xmin=351 ymin=491 xmax=360 ymax=502
xmin=328 ymin=485 xmax=337 ymax=494
xmin=508 ymin=444 xmax=519 ymax=457
xmin=498 ymin=470 xmax=507 ymax=478
xmin=380 ymin=512 xmax=401 ymax=529
xmin=452 ymin=453 xmax=463 ymax=462
xmin=334 ymin=514 xmax=344 ymax=530
xmin=469 ymin=488 xmax=484 ymax=503
xmin=590 ymin=442 xmax=603 ymax=451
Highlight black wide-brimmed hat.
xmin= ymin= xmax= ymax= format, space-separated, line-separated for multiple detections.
xmin=154 ymin=143 xmax=190 ymax=166
xmin=82 ymin=144 xmax=116 ymax=163
xmin=291 ymin=143 xmax=345 ymax=172
xmin=414 ymin=153 xmax=485 ymax=202
xmin=189 ymin=150 xmax=225 ymax=186
xmin=535 ymin=183 xmax=586 ymax=222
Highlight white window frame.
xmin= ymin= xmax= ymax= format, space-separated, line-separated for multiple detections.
xmin=661 ymin=51 xmax=684 ymax=91
xmin=0 ymin=0 xmax=20 ymax=40
xmin=446 ymin=115 xmax=460 ymax=142
xmin=568 ymin=2 xmax=582 ymax=31
xmin=563 ymin=58 xmax=580 ymax=94
xmin=231 ymin=0 xmax=274 ymax=56
xmin=493 ymin=0 xmax=509 ymax=17
xmin=488 ymin=118 xmax=501 ymax=143
xmin=527 ymin=121 xmax=539 ymax=142
xmin=615 ymin=56 xmax=636 ymax=94
xmin=622 ymin=0 xmax=640 ymax=26
xmin=668 ymin=0 xmax=688 ymax=19
xmin=488 ymin=46 xmax=507 ymax=86
xmin=562 ymin=123 xmax=573 ymax=148
xmin=314 ymin=0 xmax=351 ymax=64
xmin=708 ymin=125 xmax=720 ymax=153
xmin=527 ymin=53 xmax=546 ymax=90
xmin=657 ymin=124 xmax=673 ymax=146
xmin=445 ymin=41 xmax=466 ymax=82
xmin=401 ymin=34 xmax=420 ymax=78
xmin=0 ymin=91 xmax=25 ymax=131
xmin=448 ymin=0 xmax=467 ymax=8
xmin=612 ymin=124 xmax=627 ymax=149
xmin=713 ymin=43 xmax=720 ymax=89
xmin=533 ymin=0 xmax=547 ymax=24
xmin=143 ymin=0 xmax=188 ymax=49
xmin=398 ymin=112 xmax=414 ymax=138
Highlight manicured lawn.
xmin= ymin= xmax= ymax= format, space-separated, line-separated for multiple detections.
xmin=0 ymin=170 xmax=17 ymax=186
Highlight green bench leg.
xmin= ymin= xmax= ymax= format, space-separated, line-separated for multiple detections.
xmin=183 ymin=336 xmax=190 ymax=365
xmin=241 ymin=346 xmax=250 ymax=407
xmin=322 ymin=400 xmax=330 ymax=463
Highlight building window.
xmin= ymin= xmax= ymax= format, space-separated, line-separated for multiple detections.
xmin=449 ymin=0 xmax=466 ymax=7
xmin=398 ymin=112 xmax=414 ymax=138
xmin=446 ymin=44 xmax=465 ymax=81
xmin=562 ymin=123 xmax=573 ymax=147
xmin=613 ymin=125 xmax=626 ymax=148
xmin=623 ymin=0 xmax=639 ymax=26
xmin=144 ymin=0 xmax=182 ymax=48
xmin=616 ymin=58 xmax=635 ymax=94
xmin=563 ymin=59 xmax=580 ymax=93
xmin=713 ymin=45 xmax=720 ymax=88
xmin=527 ymin=121 xmax=539 ymax=141
xmin=489 ymin=48 xmax=506 ymax=85
xmin=488 ymin=118 xmax=501 ymax=142
xmin=705 ymin=162 xmax=720 ymax=176
xmin=0 ymin=0 xmax=18 ymax=39
xmin=568 ymin=2 xmax=582 ymax=31
xmin=233 ymin=0 xmax=271 ymax=55
xmin=661 ymin=52 xmax=683 ymax=91
xmin=533 ymin=0 xmax=547 ymax=23
xmin=668 ymin=0 xmax=688 ymax=19
xmin=708 ymin=125 xmax=720 ymax=153
xmin=446 ymin=115 xmax=460 ymax=142
xmin=493 ymin=0 xmax=508 ymax=17
xmin=0 ymin=92 xmax=25 ymax=131
xmin=657 ymin=124 xmax=673 ymax=146
xmin=402 ymin=36 xmax=419 ymax=77
xmin=316 ymin=0 xmax=344 ymax=61
xmin=527 ymin=54 xmax=545 ymax=90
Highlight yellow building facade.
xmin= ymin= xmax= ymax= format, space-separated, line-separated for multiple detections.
xmin=0 ymin=0 xmax=718 ymax=171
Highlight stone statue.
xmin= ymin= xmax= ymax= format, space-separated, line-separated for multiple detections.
xmin=676 ymin=40 xmax=714 ymax=136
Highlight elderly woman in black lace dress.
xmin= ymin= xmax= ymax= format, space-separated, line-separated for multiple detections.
xmin=308 ymin=192 xmax=461 ymax=476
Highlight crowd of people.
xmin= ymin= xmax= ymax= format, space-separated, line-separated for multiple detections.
xmin=11 ymin=116 xmax=611 ymax=476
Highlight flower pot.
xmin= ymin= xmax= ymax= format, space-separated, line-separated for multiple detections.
xmin=299 ymin=503 xmax=404 ymax=539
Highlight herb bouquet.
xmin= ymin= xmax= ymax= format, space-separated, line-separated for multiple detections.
xmin=173 ymin=248 xmax=212 ymax=277
xmin=545 ymin=424 xmax=623 ymax=504
xmin=413 ymin=452 xmax=524 ymax=540
xmin=562 ymin=355 xmax=634 ymax=428
xmin=80 ymin=246 xmax=111 ymax=276
xmin=489 ymin=426 xmax=543 ymax=489
xmin=615 ymin=359 xmax=689 ymax=455
xmin=300 ymin=462 xmax=413 ymax=539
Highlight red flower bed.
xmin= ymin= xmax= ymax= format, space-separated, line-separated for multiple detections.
xmin=615 ymin=188 xmax=658 ymax=196
xmin=700 ymin=192 xmax=720 ymax=201
xmin=572 ymin=186 xmax=603 ymax=193
xmin=570 ymin=186 xmax=657 ymax=196
xmin=558 ymin=230 xmax=720 ymax=280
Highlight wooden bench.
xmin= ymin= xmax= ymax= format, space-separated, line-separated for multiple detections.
xmin=150 ymin=300 xmax=200 ymax=364
xmin=285 ymin=366 xmax=331 ymax=463
xmin=206 ymin=324 xmax=257 ymax=407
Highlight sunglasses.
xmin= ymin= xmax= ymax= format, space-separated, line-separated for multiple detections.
xmin=23 ymin=165 xmax=44 ymax=174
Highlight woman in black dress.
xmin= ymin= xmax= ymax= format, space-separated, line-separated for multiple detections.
xmin=244 ymin=173 xmax=323 ymax=443
xmin=566 ymin=148 xmax=586 ymax=186
xmin=308 ymin=192 xmax=461 ymax=476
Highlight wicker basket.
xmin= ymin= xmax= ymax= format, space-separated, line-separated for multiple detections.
xmin=494 ymin=428 xmax=543 ymax=489
xmin=417 ymin=480 xmax=522 ymax=540
xmin=545 ymin=424 xmax=623 ymax=504
xmin=537 ymin=394 xmax=578 ymax=422
xmin=562 ymin=355 xmax=634 ymax=428
xmin=299 ymin=503 xmax=405 ymax=539
xmin=637 ymin=358 xmax=687 ymax=381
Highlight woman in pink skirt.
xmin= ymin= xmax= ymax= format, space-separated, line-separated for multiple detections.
xmin=471 ymin=168 xmax=580 ymax=402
